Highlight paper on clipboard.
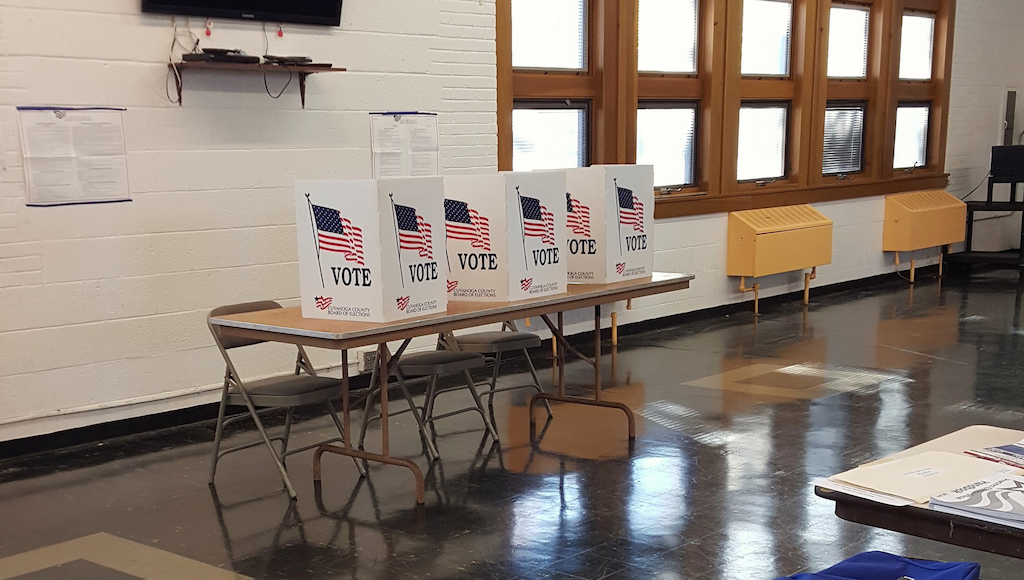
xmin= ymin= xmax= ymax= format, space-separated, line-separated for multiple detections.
xmin=370 ymin=112 xmax=439 ymax=178
xmin=17 ymin=107 xmax=130 ymax=206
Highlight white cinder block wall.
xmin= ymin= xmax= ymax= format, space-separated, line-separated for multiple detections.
xmin=0 ymin=0 xmax=1018 ymax=442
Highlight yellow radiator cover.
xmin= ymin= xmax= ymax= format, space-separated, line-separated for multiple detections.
xmin=727 ymin=205 xmax=834 ymax=278
xmin=882 ymin=190 xmax=966 ymax=252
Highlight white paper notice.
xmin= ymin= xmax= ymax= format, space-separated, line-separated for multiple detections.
xmin=18 ymin=107 xmax=130 ymax=206
xmin=370 ymin=113 xmax=439 ymax=178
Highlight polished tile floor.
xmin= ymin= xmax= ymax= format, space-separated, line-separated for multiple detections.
xmin=3 ymin=270 xmax=1024 ymax=579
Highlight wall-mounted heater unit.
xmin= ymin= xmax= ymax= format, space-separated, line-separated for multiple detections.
xmin=727 ymin=205 xmax=834 ymax=314
xmin=882 ymin=190 xmax=966 ymax=283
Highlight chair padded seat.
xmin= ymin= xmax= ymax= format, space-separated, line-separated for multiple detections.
xmin=398 ymin=351 xmax=486 ymax=376
xmin=454 ymin=331 xmax=542 ymax=353
xmin=229 ymin=375 xmax=343 ymax=407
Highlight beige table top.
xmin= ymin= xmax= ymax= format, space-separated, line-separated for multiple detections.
xmin=209 ymin=272 xmax=693 ymax=350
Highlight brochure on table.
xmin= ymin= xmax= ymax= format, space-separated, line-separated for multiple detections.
xmin=565 ymin=165 xmax=655 ymax=284
xmin=444 ymin=171 xmax=567 ymax=302
xmin=296 ymin=177 xmax=447 ymax=322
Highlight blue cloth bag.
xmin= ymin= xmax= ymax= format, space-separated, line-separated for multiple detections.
xmin=776 ymin=551 xmax=980 ymax=580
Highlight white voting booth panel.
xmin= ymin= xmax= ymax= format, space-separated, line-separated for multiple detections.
xmin=565 ymin=165 xmax=654 ymax=284
xmin=296 ymin=177 xmax=447 ymax=322
xmin=444 ymin=171 xmax=567 ymax=302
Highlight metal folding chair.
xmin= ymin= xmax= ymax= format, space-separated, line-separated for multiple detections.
xmin=207 ymin=301 xmax=358 ymax=500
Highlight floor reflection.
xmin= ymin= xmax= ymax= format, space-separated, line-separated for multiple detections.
xmin=4 ymin=271 xmax=1024 ymax=578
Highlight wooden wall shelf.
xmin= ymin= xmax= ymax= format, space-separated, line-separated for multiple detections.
xmin=168 ymin=61 xmax=346 ymax=108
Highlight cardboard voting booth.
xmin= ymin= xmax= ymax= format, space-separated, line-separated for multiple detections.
xmin=565 ymin=165 xmax=655 ymax=284
xmin=296 ymin=177 xmax=447 ymax=322
xmin=444 ymin=171 xmax=567 ymax=302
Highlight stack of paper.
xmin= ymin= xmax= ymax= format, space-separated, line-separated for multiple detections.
xmin=816 ymin=451 xmax=1012 ymax=506
xmin=964 ymin=439 xmax=1024 ymax=469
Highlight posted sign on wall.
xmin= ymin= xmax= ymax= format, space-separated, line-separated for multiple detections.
xmin=565 ymin=165 xmax=655 ymax=284
xmin=296 ymin=177 xmax=447 ymax=322
xmin=444 ymin=171 xmax=567 ymax=302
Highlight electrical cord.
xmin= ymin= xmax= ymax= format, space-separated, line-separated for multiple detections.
xmin=260 ymin=22 xmax=293 ymax=99
xmin=960 ymin=172 xmax=991 ymax=200
xmin=261 ymin=62 xmax=294 ymax=99
xmin=165 ymin=17 xmax=201 ymax=104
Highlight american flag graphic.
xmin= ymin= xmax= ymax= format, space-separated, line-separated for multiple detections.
xmin=315 ymin=296 xmax=333 ymax=310
xmin=447 ymin=280 xmax=458 ymax=293
xmin=566 ymin=192 xmax=591 ymax=237
xmin=394 ymin=203 xmax=433 ymax=260
xmin=445 ymin=199 xmax=490 ymax=251
xmin=396 ymin=296 xmax=410 ymax=311
xmin=311 ymin=204 xmax=365 ymax=265
xmin=616 ymin=262 xmax=626 ymax=275
xmin=520 ymin=195 xmax=555 ymax=246
xmin=521 ymin=278 xmax=533 ymax=291
xmin=617 ymin=185 xmax=644 ymax=233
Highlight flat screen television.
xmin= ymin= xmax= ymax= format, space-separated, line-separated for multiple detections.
xmin=141 ymin=1 xmax=343 ymax=27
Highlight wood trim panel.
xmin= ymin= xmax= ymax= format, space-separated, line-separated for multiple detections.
xmin=700 ymin=0 xmax=727 ymax=195
xmin=739 ymin=78 xmax=796 ymax=99
xmin=808 ymin=0 xmax=831 ymax=187
xmin=895 ymin=82 xmax=935 ymax=101
xmin=638 ymin=75 xmax=702 ymax=98
xmin=827 ymin=81 xmax=872 ymax=100
xmin=496 ymin=0 xmax=512 ymax=171
xmin=930 ymin=0 xmax=955 ymax=172
xmin=512 ymin=72 xmax=601 ymax=98
xmin=654 ymin=173 xmax=949 ymax=218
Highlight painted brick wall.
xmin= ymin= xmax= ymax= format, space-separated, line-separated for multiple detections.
xmin=0 ymin=0 xmax=1019 ymax=442
xmin=944 ymin=0 xmax=1024 ymax=250
xmin=0 ymin=0 xmax=497 ymax=441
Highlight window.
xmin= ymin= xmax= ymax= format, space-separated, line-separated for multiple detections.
xmin=741 ymin=0 xmax=792 ymax=76
xmin=511 ymin=0 xmax=587 ymax=70
xmin=737 ymin=104 xmax=788 ymax=181
xmin=823 ymin=104 xmax=865 ymax=175
xmin=498 ymin=0 xmax=957 ymax=217
xmin=893 ymin=105 xmax=929 ymax=169
xmin=638 ymin=0 xmax=698 ymax=74
xmin=827 ymin=5 xmax=869 ymax=78
xmin=512 ymin=103 xmax=588 ymax=171
xmin=899 ymin=13 xmax=935 ymax=80
xmin=637 ymin=103 xmax=698 ymax=187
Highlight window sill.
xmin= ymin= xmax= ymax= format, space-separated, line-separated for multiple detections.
xmin=653 ymin=172 xmax=950 ymax=218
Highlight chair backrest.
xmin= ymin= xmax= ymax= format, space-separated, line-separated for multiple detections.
xmin=208 ymin=301 xmax=283 ymax=350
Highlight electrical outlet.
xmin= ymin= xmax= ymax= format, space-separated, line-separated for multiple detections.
xmin=359 ymin=349 xmax=377 ymax=373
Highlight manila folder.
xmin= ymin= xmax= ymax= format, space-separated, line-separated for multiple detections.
xmin=830 ymin=451 xmax=1010 ymax=504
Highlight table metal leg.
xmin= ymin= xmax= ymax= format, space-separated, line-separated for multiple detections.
xmin=529 ymin=306 xmax=636 ymax=444
xmin=314 ymin=340 xmax=426 ymax=505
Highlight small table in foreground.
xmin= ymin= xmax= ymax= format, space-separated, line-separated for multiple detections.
xmin=209 ymin=273 xmax=693 ymax=503
xmin=815 ymin=425 xmax=1024 ymax=559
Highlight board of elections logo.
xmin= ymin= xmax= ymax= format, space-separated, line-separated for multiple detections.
xmin=447 ymin=280 xmax=458 ymax=293
xmin=521 ymin=278 xmax=533 ymax=291
xmin=396 ymin=296 xmax=410 ymax=311
xmin=616 ymin=262 xmax=626 ymax=275
xmin=315 ymin=296 xmax=333 ymax=310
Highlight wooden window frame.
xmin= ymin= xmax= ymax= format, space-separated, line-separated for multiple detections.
xmin=496 ymin=0 xmax=955 ymax=218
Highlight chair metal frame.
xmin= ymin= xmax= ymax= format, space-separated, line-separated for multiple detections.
xmin=207 ymin=301 xmax=360 ymax=500
xmin=357 ymin=346 xmax=497 ymax=460
xmin=441 ymin=321 xmax=553 ymax=417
